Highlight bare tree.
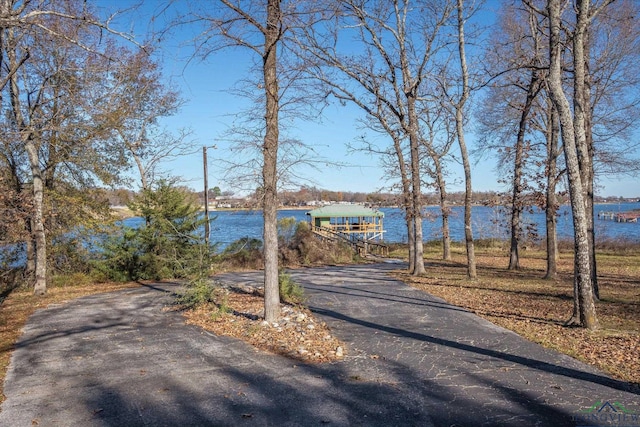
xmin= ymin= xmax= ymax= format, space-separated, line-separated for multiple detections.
xmin=479 ymin=4 xmax=547 ymax=270
xmin=419 ymin=105 xmax=456 ymax=260
xmin=184 ymin=0 xmax=294 ymax=321
xmin=579 ymin=0 xmax=640 ymax=299
xmin=101 ymin=49 xmax=192 ymax=192
xmin=297 ymin=0 xmax=454 ymax=275
xmin=543 ymin=93 xmax=561 ymax=279
xmin=440 ymin=0 xmax=477 ymax=278
xmin=545 ymin=0 xmax=601 ymax=329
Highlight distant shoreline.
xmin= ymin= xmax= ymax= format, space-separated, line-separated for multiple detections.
xmin=112 ymin=200 xmax=640 ymax=220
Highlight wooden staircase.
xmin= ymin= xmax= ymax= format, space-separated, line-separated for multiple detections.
xmin=311 ymin=226 xmax=389 ymax=257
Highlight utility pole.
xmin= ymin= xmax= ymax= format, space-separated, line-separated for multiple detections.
xmin=203 ymin=145 xmax=216 ymax=245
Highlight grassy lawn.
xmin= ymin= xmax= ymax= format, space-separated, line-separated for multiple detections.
xmin=391 ymin=244 xmax=640 ymax=388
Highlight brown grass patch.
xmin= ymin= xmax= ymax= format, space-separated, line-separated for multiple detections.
xmin=393 ymin=247 xmax=640 ymax=388
xmin=0 ymin=281 xmax=141 ymax=404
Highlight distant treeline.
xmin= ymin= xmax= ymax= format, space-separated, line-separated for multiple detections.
xmin=102 ymin=186 xmax=637 ymax=209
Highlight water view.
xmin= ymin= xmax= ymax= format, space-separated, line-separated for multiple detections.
xmin=125 ymin=202 xmax=640 ymax=248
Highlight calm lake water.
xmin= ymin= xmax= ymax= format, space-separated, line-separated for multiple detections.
xmin=125 ymin=202 xmax=640 ymax=248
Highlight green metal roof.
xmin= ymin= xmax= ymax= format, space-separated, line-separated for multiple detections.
xmin=306 ymin=204 xmax=384 ymax=218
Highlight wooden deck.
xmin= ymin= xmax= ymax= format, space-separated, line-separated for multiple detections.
xmin=598 ymin=211 xmax=640 ymax=223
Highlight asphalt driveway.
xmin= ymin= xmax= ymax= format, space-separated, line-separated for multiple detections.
xmin=1 ymin=263 xmax=638 ymax=426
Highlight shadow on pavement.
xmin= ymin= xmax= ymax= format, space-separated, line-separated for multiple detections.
xmin=1 ymin=265 xmax=638 ymax=427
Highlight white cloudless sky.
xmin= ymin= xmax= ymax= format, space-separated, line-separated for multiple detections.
xmin=97 ymin=0 xmax=640 ymax=199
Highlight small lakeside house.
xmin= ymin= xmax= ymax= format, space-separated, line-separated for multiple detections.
xmin=306 ymin=204 xmax=385 ymax=242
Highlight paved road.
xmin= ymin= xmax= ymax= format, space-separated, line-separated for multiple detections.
xmin=1 ymin=263 xmax=638 ymax=426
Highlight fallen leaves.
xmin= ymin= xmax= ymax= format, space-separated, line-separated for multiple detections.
xmin=394 ymin=249 xmax=640 ymax=388
xmin=181 ymin=285 xmax=346 ymax=364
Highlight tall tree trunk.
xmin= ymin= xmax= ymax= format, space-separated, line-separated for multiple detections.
xmin=509 ymin=72 xmax=540 ymax=270
xmin=24 ymin=139 xmax=47 ymax=296
xmin=547 ymin=0 xmax=598 ymax=329
xmin=8 ymin=32 xmax=47 ymax=295
xmin=455 ymin=0 xmax=476 ymax=279
xmin=405 ymin=214 xmax=415 ymax=271
xmin=545 ymin=100 xmax=560 ymax=280
xmin=583 ymin=27 xmax=599 ymax=300
xmin=573 ymin=0 xmax=602 ymax=309
xmin=573 ymin=0 xmax=595 ymax=303
xmin=435 ymin=165 xmax=451 ymax=261
xmin=508 ymin=159 xmax=523 ymax=270
xmin=25 ymin=220 xmax=36 ymax=277
xmin=457 ymin=112 xmax=476 ymax=279
xmin=408 ymin=105 xmax=426 ymax=276
xmin=262 ymin=0 xmax=281 ymax=322
xmin=392 ymin=133 xmax=415 ymax=272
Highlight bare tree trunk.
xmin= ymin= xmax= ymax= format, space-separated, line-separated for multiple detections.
xmin=455 ymin=0 xmax=476 ymax=279
xmin=585 ymin=135 xmax=598 ymax=297
xmin=457 ymin=113 xmax=476 ymax=279
xmin=25 ymin=220 xmax=35 ymax=277
xmin=547 ymin=0 xmax=598 ymax=329
xmin=573 ymin=0 xmax=607 ymax=313
xmin=405 ymin=214 xmax=415 ymax=271
xmin=24 ymin=138 xmax=47 ymax=296
xmin=7 ymin=30 xmax=47 ymax=295
xmin=509 ymin=72 xmax=541 ymax=270
xmin=583 ymin=27 xmax=599 ymax=300
xmin=409 ymin=114 xmax=426 ymax=275
xmin=545 ymin=100 xmax=560 ymax=280
xmin=573 ymin=0 xmax=594 ymax=305
xmin=508 ymin=169 xmax=522 ymax=270
xmin=392 ymin=133 xmax=415 ymax=272
xmin=435 ymin=167 xmax=451 ymax=260
xmin=399 ymin=4 xmax=426 ymax=276
xmin=262 ymin=0 xmax=281 ymax=322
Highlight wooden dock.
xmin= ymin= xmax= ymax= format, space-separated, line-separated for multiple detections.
xmin=598 ymin=210 xmax=640 ymax=223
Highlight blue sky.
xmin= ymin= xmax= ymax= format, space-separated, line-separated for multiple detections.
xmin=99 ymin=0 xmax=639 ymax=199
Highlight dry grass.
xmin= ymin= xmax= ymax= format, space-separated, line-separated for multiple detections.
xmin=392 ymin=246 xmax=640 ymax=388
xmin=0 ymin=281 xmax=140 ymax=403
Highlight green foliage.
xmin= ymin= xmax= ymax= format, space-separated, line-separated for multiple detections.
xmin=176 ymin=278 xmax=217 ymax=308
xmin=278 ymin=270 xmax=305 ymax=304
xmin=94 ymin=227 xmax=144 ymax=282
xmin=176 ymin=279 xmax=232 ymax=321
xmin=210 ymin=289 xmax=232 ymax=321
xmin=96 ymin=180 xmax=212 ymax=281
xmin=49 ymin=235 xmax=93 ymax=276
